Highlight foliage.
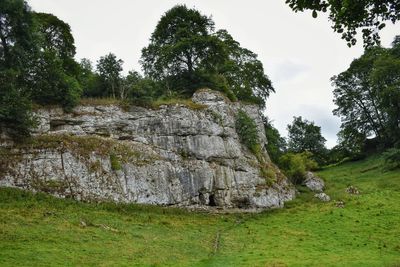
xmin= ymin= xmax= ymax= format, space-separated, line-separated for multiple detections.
xmin=141 ymin=5 xmax=223 ymax=95
xmin=141 ymin=5 xmax=273 ymax=106
xmin=382 ymin=148 xmax=400 ymax=170
xmin=216 ymin=29 xmax=274 ymax=107
xmin=287 ymin=116 xmax=327 ymax=164
xmin=79 ymin=58 xmax=102 ymax=98
xmin=109 ymin=154 xmax=122 ymax=171
xmin=263 ymin=116 xmax=287 ymax=163
xmin=0 ymin=71 xmax=36 ymax=139
xmin=29 ymin=50 xmax=82 ymax=111
xmin=0 ymin=0 xmax=35 ymax=70
xmin=33 ymin=12 xmax=75 ymax=62
xmin=96 ymin=53 xmax=124 ymax=98
xmin=1 ymin=156 xmax=399 ymax=265
xmin=0 ymin=1 xmax=83 ymax=138
xmin=235 ymin=110 xmax=260 ymax=155
xmin=285 ymin=0 xmax=400 ymax=47
xmin=332 ymin=37 xmax=400 ymax=151
xmin=279 ymin=151 xmax=319 ymax=184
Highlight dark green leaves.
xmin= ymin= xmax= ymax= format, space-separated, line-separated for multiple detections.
xmin=285 ymin=0 xmax=400 ymax=47
xmin=141 ymin=5 xmax=274 ymax=106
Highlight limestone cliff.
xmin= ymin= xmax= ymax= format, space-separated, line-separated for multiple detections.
xmin=0 ymin=89 xmax=295 ymax=210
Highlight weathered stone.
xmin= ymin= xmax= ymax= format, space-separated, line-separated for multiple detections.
xmin=304 ymin=171 xmax=325 ymax=192
xmin=314 ymin=192 xmax=331 ymax=202
xmin=346 ymin=185 xmax=360 ymax=195
xmin=0 ymin=89 xmax=295 ymax=210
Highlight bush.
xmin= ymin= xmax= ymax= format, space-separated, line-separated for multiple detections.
xmin=235 ymin=110 xmax=259 ymax=155
xmin=382 ymin=148 xmax=400 ymax=170
xmin=278 ymin=152 xmax=319 ymax=184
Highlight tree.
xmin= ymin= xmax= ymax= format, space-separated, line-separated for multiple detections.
xmin=79 ymin=58 xmax=102 ymax=98
xmin=285 ymin=0 xmax=400 ymax=47
xmin=0 ymin=0 xmax=37 ymax=139
xmin=141 ymin=5 xmax=225 ymax=95
xmin=216 ymin=30 xmax=274 ymax=107
xmin=141 ymin=5 xmax=274 ymax=105
xmin=0 ymin=70 xmax=35 ymax=139
xmin=33 ymin=12 xmax=75 ymax=61
xmin=287 ymin=116 xmax=327 ymax=164
xmin=28 ymin=12 xmax=81 ymax=110
xmin=29 ymin=50 xmax=81 ymax=110
xmin=332 ymin=36 xmax=400 ymax=149
xmin=263 ymin=116 xmax=287 ymax=163
xmin=96 ymin=53 xmax=123 ymax=98
xmin=0 ymin=0 xmax=35 ymax=69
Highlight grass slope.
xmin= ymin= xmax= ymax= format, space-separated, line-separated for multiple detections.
xmin=0 ymin=155 xmax=399 ymax=266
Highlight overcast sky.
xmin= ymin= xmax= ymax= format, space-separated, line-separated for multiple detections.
xmin=28 ymin=0 xmax=399 ymax=148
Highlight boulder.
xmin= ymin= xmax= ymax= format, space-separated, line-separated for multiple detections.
xmin=314 ymin=192 xmax=331 ymax=202
xmin=304 ymin=171 xmax=325 ymax=192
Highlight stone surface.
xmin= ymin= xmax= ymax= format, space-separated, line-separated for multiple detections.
xmin=304 ymin=171 xmax=325 ymax=192
xmin=314 ymin=192 xmax=331 ymax=202
xmin=346 ymin=185 xmax=360 ymax=195
xmin=0 ymin=89 xmax=295 ymax=210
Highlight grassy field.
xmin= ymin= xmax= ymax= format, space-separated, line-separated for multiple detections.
xmin=0 ymin=155 xmax=399 ymax=266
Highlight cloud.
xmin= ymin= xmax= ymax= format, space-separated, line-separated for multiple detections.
xmin=265 ymin=60 xmax=311 ymax=84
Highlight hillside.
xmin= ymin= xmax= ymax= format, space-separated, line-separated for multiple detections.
xmin=0 ymin=155 xmax=399 ymax=266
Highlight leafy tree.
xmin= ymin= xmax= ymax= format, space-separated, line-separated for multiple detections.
xmin=29 ymin=50 xmax=81 ymax=111
xmin=0 ymin=0 xmax=37 ymax=139
xmin=141 ymin=5 xmax=225 ymax=95
xmin=285 ymin=0 xmax=400 ymax=47
xmin=216 ymin=30 xmax=274 ymax=107
xmin=141 ymin=5 xmax=274 ymax=106
xmin=263 ymin=116 xmax=287 ymax=163
xmin=125 ymin=71 xmax=161 ymax=105
xmin=0 ymin=0 xmax=35 ymax=70
xmin=96 ymin=53 xmax=124 ymax=98
xmin=1 ymin=1 xmax=82 ymax=138
xmin=332 ymin=37 xmax=400 ymax=150
xmin=79 ymin=58 xmax=102 ymax=98
xmin=0 ymin=70 xmax=35 ymax=139
xmin=287 ymin=116 xmax=327 ymax=164
xmin=33 ymin=12 xmax=75 ymax=61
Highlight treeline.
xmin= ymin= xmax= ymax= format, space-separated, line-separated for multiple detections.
xmin=265 ymin=36 xmax=400 ymax=183
xmin=1 ymin=2 xmax=273 ymax=140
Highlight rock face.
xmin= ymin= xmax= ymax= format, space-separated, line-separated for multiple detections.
xmin=0 ymin=89 xmax=295 ymax=210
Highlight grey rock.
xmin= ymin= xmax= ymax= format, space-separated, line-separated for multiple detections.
xmin=304 ymin=171 xmax=325 ymax=192
xmin=314 ymin=192 xmax=331 ymax=202
xmin=0 ymin=89 xmax=295 ymax=210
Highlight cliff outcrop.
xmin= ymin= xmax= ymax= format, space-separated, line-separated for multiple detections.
xmin=0 ymin=89 xmax=295 ymax=210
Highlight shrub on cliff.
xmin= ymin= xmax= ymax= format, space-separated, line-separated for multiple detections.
xmin=235 ymin=110 xmax=260 ymax=155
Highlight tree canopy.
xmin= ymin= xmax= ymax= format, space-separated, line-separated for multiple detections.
xmin=332 ymin=36 xmax=400 ymax=151
xmin=141 ymin=5 xmax=274 ymax=107
xmin=285 ymin=0 xmax=400 ymax=47
xmin=96 ymin=53 xmax=124 ymax=98
xmin=287 ymin=116 xmax=327 ymax=164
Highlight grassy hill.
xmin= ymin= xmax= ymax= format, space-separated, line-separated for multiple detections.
xmin=0 ymin=155 xmax=399 ymax=266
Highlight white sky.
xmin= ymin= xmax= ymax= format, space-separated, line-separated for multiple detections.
xmin=28 ymin=0 xmax=399 ymax=148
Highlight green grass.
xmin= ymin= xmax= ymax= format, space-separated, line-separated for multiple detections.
xmin=0 ymin=155 xmax=399 ymax=266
